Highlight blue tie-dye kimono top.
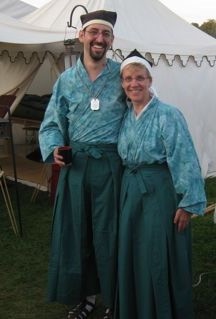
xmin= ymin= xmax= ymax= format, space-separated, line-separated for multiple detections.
xmin=39 ymin=58 xmax=126 ymax=162
xmin=118 ymin=96 xmax=206 ymax=215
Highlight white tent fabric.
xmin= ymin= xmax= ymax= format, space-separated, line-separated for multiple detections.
xmin=0 ymin=12 xmax=64 ymax=115
xmin=0 ymin=0 xmax=36 ymax=19
xmin=22 ymin=0 xmax=216 ymax=57
xmin=0 ymin=12 xmax=65 ymax=44
xmin=0 ymin=49 xmax=60 ymax=113
xmin=0 ymin=0 xmax=216 ymax=177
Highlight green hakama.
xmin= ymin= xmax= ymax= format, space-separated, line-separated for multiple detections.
xmin=118 ymin=164 xmax=193 ymax=319
xmin=48 ymin=143 xmax=122 ymax=307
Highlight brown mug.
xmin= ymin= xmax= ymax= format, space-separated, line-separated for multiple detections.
xmin=58 ymin=146 xmax=72 ymax=165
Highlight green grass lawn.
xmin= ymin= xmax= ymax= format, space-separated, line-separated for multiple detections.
xmin=0 ymin=178 xmax=215 ymax=318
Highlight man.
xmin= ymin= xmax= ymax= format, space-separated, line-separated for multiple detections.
xmin=39 ymin=10 xmax=125 ymax=319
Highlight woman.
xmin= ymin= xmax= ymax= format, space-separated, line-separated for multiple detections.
xmin=117 ymin=49 xmax=206 ymax=319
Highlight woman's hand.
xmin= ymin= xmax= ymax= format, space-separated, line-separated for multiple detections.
xmin=174 ymin=208 xmax=191 ymax=232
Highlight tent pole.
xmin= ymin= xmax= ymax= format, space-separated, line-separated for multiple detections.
xmin=7 ymin=106 xmax=23 ymax=237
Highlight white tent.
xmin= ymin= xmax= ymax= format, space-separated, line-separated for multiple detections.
xmin=0 ymin=0 xmax=36 ymax=19
xmin=22 ymin=0 xmax=216 ymax=55
xmin=0 ymin=12 xmax=65 ymax=110
xmin=0 ymin=0 xmax=216 ymax=177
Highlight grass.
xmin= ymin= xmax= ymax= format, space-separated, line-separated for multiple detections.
xmin=0 ymin=177 xmax=216 ymax=318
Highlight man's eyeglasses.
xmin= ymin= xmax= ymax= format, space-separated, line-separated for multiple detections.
xmin=85 ymin=29 xmax=113 ymax=39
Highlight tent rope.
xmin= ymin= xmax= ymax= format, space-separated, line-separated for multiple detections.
xmin=193 ymin=271 xmax=216 ymax=287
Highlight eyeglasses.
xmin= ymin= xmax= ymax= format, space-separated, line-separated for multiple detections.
xmin=122 ymin=76 xmax=150 ymax=83
xmin=85 ymin=29 xmax=113 ymax=39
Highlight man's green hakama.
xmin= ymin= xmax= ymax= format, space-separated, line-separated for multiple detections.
xmin=48 ymin=143 xmax=122 ymax=307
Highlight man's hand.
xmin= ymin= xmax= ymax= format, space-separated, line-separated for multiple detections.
xmin=53 ymin=147 xmax=65 ymax=167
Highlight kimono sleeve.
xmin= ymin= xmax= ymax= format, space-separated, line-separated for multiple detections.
xmin=39 ymin=78 xmax=69 ymax=162
xmin=160 ymin=106 xmax=206 ymax=215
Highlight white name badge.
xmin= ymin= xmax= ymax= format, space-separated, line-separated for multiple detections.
xmin=90 ymin=98 xmax=100 ymax=111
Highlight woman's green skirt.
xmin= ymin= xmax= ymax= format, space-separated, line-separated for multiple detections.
xmin=118 ymin=164 xmax=193 ymax=319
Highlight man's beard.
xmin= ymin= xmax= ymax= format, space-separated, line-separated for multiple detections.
xmin=89 ymin=42 xmax=109 ymax=61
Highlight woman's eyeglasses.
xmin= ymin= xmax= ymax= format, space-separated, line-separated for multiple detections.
xmin=122 ymin=76 xmax=150 ymax=83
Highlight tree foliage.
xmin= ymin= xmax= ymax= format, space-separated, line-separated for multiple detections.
xmin=192 ymin=19 xmax=216 ymax=38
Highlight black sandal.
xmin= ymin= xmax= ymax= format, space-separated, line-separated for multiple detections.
xmin=103 ymin=308 xmax=113 ymax=319
xmin=67 ymin=299 xmax=95 ymax=319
